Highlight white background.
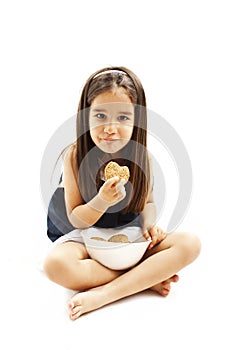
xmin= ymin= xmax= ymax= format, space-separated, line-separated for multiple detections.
xmin=0 ymin=1 xmax=232 ymax=349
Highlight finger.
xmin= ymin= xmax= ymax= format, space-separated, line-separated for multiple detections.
xmin=114 ymin=188 xmax=126 ymax=201
xmin=120 ymin=179 xmax=127 ymax=186
xmin=143 ymin=229 xmax=151 ymax=242
xmin=113 ymin=191 xmax=124 ymax=199
xmin=116 ymin=179 xmax=127 ymax=189
xmin=116 ymin=185 xmax=127 ymax=198
xmin=115 ymin=182 xmax=124 ymax=191
xmin=156 ymin=227 xmax=167 ymax=241
xmin=160 ymin=230 xmax=167 ymax=241
xmin=105 ymin=176 xmax=120 ymax=188
xmin=148 ymin=226 xmax=159 ymax=249
xmin=119 ymin=187 xmax=126 ymax=198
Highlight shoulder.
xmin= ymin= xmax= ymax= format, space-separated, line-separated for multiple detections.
xmin=63 ymin=143 xmax=77 ymax=172
xmin=63 ymin=143 xmax=78 ymax=185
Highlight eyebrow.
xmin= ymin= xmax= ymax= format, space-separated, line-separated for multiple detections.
xmin=91 ymin=108 xmax=133 ymax=115
xmin=118 ymin=111 xmax=133 ymax=116
xmin=91 ymin=108 xmax=108 ymax=113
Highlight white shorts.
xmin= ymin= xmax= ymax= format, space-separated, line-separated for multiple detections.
xmin=52 ymin=226 xmax=141 ymax=247
xmin=53 ymin=229 xmax=84 ymax=246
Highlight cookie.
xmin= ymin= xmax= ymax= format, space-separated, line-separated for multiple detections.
xmin=91 ymin=237 xmax=106 ymax=241
xmin=108 ymin=234 xmax=131 ymax=243
xmin=104 ymin=161 xmax=130 ymax=182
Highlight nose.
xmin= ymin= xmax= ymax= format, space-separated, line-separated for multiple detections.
xmin=104 ymin=122 xmax=117 ymax=134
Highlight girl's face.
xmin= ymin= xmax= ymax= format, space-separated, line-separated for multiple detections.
xmin=89 ymin=89 xmax=135 ymax=154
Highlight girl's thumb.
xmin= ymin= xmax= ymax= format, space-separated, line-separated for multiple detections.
xmin=104 ymin=176 xmax=119 ymax=188
xmin=143 ymin=229 xmax=150 ymax=241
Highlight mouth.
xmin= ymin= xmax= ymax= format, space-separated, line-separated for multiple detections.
xmin=102 ymin=138 xmax=119 ymax=142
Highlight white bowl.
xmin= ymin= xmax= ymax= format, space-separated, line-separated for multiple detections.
xmin=81 ymin=227 xmax=151 ymax=270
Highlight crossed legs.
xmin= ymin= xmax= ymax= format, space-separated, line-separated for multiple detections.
xmin=43 ymin=232 xmax=201 ymax=320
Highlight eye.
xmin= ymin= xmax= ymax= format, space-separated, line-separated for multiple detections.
xmin=118 ymin=115 xmax=129 ymax=121
xmin=95 ymin=113 xmax=106 ymax=120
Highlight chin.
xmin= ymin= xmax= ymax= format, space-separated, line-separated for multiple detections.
xmin=98 ymin=142 xmax=125 ymax=154
xmin=99 ymin=146 xmax=122 ymax=154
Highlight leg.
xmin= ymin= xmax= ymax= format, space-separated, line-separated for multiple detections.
xmin=68 ymin=232 xmax=201 ymax=319
xmin=44 ymin=240 xmax=178 ymax=295
xmin=142 ymin=234 xmax=181 ymax=296
xmin=43 ymin=241 xmax=125 ymax=290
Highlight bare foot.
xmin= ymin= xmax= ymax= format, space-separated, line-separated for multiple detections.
xmin=68 ymin=286 xmax=107 ymax=320
xmin=68 ymin=275 xmax=180 ymax=320
xmin=150 ymin=275 xmax=179 ymax=296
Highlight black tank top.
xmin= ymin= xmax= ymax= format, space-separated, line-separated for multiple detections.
xmin=47 ymin=187 xmax=140 ymax=242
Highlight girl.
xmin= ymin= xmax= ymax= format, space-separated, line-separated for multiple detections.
xmin=44 ymin=66 xmax=201 ymax=320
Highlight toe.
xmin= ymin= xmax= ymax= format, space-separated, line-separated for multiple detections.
xmin=68 ymin=294 xmax=82 ymax=311
xmin=70 ymin=309 xmax=82 ymax=320
xmin=71 ymin=305 xmax=82 ymax=315
xmin=172 ymin=274 xmax=179 ymax=283
xmin=162 ymin=284 xmax=171 ymax=293
xmin=68 ymin=301 xmax=75 ymax=310
xmin=68 ymin=295 xmax=83 ymax=320
xmin=162 ymin=275 xmax=179 ymax=284
xmin=161 ymin=288 xmax=170 ymax=296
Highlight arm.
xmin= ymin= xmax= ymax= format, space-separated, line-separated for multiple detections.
xmin=140 ymin=188 xmax=157 ymax=232
xmin=63 ymin=146 xmax=126 ymax=229
xmin=140 ymin=156 xmax=166 ymax=249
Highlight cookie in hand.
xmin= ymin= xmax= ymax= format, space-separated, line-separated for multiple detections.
xmin=104 ymin=161 xmax=130 ymax=183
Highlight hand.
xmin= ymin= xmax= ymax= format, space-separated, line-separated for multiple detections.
xmin=99 ymin=177 xmax=126 ymax=206
xmin=143 ymin=225 xmax=167 ymax=250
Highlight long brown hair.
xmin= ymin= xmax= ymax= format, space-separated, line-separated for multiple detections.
xmin=75 ymin=66 xmax=150 ymax=213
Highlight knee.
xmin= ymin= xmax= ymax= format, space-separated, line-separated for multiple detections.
xmin=43 ymin=249 xmax=85 ymax=290
xmin=43 ymin=251 xmax=66 ymax=282
xmin=177 ymin=232 xmax=201 ymax=265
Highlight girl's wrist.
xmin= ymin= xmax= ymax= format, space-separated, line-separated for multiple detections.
xmin=88 ymin=193 xmax=110 ymax=213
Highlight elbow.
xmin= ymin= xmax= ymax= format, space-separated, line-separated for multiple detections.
xmin=68 ymin=210 xmax=91 ymax=229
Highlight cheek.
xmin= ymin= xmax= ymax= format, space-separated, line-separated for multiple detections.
xmin=122 ymin=126 xmax=134 ymax=139
xmin=89 ymin=127 xmax=96 ymax=140
xmin=90 ymin=126 xmax=101 ymax=142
